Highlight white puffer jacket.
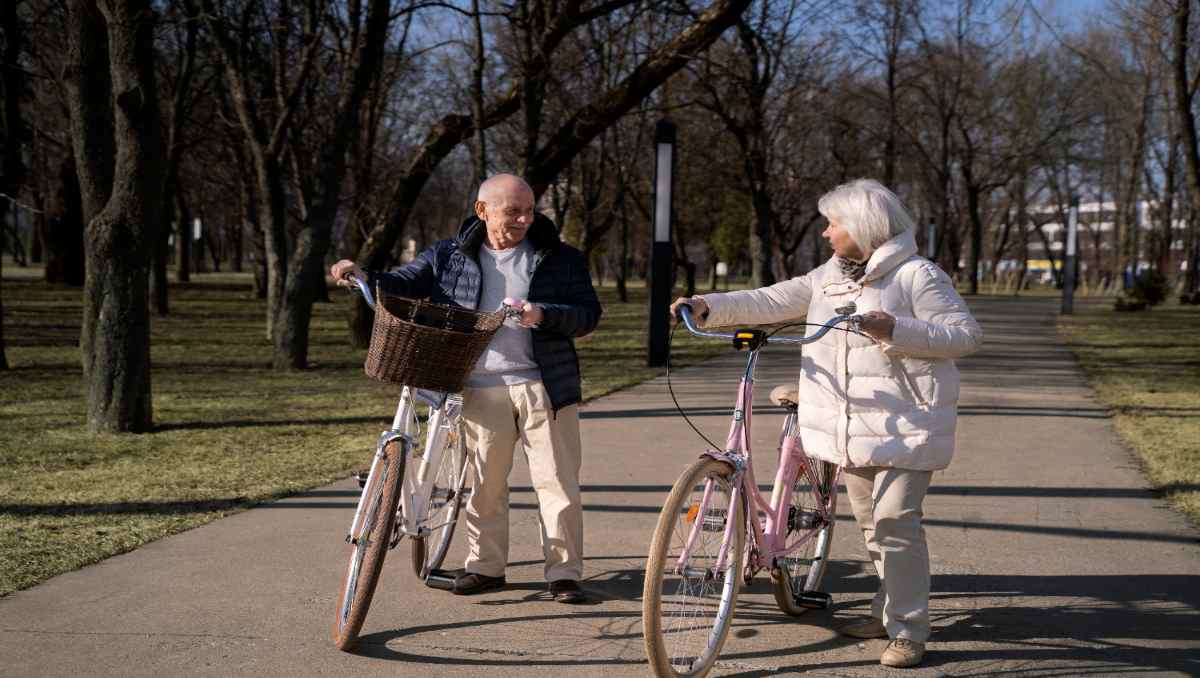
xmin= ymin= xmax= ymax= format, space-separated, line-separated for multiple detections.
xmin=699 ymin=230 xmax=982 ymax=471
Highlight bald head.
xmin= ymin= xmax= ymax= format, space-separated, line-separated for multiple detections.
xmin=475 ymin=173 xmax=536 ymax=250
xmin=477 ymin=174 xmax=534 ymax=203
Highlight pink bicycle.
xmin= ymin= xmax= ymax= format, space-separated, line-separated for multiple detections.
xmin=642 ymin=302 xmax=862 ymax=678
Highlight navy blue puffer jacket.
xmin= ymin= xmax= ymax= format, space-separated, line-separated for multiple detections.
xmin=366 ymin=213 xmax=602 ymax=412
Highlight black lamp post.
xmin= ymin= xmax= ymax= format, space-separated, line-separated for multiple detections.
xmin=647 ymin=118 xmax=676 ymax=367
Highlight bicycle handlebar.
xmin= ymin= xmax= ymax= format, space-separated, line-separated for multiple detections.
xmin=675 ymin=303 xmax=861 ymax=346
xmin=347 ymin=276 xmax=377 ymax=310
xmin=346 ymin=275 xmax=524 ymax=321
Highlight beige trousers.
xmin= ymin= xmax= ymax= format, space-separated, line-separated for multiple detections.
xmin=844 ymin=466 xmax=934 ymax=643
xmin=460 ymin=382 xmax=584 ymax=581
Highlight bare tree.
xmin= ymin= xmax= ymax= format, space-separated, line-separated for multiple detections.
xmin=1172 ymin=0 xmax=1200 ymax=294
xmin=153 ymin=0 xmax=204 ymax=313
xmin=344 ymin=0 xmax=753 ymax=342
xmin=65 ymin=0 xmax=165 ymax=432
xmin=0 ymin=0 xmax=28 ymax=370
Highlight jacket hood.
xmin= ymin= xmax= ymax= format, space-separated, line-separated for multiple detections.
xmin=456 ymin=212 xmax=562 ymax=254
xmin=851 ymin=229 xmax=919 ymax=283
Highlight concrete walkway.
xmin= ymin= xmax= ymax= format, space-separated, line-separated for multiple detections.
xmin=2 ymin=296 xmax=1198 ymax=677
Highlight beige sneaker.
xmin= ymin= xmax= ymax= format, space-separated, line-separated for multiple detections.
xmin=839 ymin=616 xmax=888 ymax=639
xmin=880 ymin=638 xmax=925 ymax=668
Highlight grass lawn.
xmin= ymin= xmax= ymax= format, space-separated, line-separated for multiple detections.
xmin=1057 ymin=299 xmax=1200 ymax=525
xmin=0 ymin=267 xmax=725 ymax=595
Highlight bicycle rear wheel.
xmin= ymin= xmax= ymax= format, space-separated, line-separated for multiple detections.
xmin=643 ymin=457 xmax=745 ymax=678
xmin=410 ymin=425 xmax=468 ymax=578
xmin=333 ymin=438 xmax=406 ymax=651
xmin=771 ymin=457 xmax=837 ymax=616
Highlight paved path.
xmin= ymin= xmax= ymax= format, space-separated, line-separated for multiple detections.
xmin=2 ymin=296 xmax=1198 ymax=677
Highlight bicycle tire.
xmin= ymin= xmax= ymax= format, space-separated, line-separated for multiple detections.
xmin=410 ymin=425 xmax=468 ymax=578
xmin=333 ymin=438 xmax=407 ymax=651
xmin=643 ymin=457 xmax=745 ymax=678
xmin=771 ymin=458 xmax=837 ymax=616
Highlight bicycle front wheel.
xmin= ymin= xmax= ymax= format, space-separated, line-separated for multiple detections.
xmin=333 ymin=438 xmax=406 ymax=651
xmin=411 ymin=425 xmax=469 ymax=578
xmin=772 ymin=457 xmax=837 ymax=616
xmin=643 ymin=457 xmax=745 ymax=678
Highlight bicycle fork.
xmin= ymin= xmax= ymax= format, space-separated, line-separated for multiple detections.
xmin=345 ymin=428 xmax=410 ymax=543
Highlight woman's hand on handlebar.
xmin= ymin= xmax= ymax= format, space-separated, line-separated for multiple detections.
xmin=857 ymin=310 xmax=895 ymax=341
xmin=670 ymin=296 xmax=708 ymax=321
xmin=330 ymin=259 xmax=365 ymax=288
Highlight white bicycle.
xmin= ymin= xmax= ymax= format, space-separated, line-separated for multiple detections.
xmin=334 ymin=277 xmax=498 ymax=651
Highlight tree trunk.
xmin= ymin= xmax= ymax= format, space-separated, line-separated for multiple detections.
xmin=0 ymin=228 xmax=6 ymax=368
xmin=275 ymin=226 xmax=328 ymax=368
xmin=251 ymin=222 xmax=267 ymax=299
xmin=0 ymin=211 xmax=7 ymax=369
xmin=272 ymin=0 xmax=391 ymax=368
xmin=67 ymin=0 xmax=165 ymax=433
xmin=747 ymin=150 xmax=776 ymax=287
xmin=254 ymin=153 xmax=288 ymax=341
xmin=1 ymin=0 xmax=27 ymax=369
xmin=45 ymin=156 xmax=87 ymax=286
xmin=1117 ymin=81 xmax=1150 ymax=286
xmin=153 ymin=227 xmax=169 ymax=315
xmin=1173 ymin=0 xmax=1200 ymax=294
xmin=171 ymin=168 xmax=190 ymax=282
xmin=470 ymin=0 xmax=487 ymax=185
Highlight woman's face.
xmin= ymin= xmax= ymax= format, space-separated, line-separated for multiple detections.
xmin=822 ymin=218 xmax=865 ymax=260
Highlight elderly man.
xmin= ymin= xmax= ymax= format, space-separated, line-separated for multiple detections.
xmin=331 ymin=174 xmax=601 ymax=603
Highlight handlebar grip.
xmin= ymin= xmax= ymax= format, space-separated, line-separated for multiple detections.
xmin=347 ymin=276 xmax=376 ymax=310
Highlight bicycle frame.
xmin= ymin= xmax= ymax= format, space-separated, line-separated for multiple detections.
xmin=674 ymin=306 xmax=853 ymax=579
xmin=342 ymin=276 xmax=469 ymax=544
xmin=400 ymin=391 xmax=464 ymax=538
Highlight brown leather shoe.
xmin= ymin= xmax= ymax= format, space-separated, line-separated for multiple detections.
xmin=839 ymin=616 xmax=888 ymax=639
xmin=548 ymin=579 xmax=588 ymax=604
xmin=880 ymin=638 xmax=925 ymax=668
xmin=452 ymin=572 xmax=506 ymax=595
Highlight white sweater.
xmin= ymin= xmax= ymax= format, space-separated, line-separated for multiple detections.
xmin=699 ymin=230 xmax=982 ymax=471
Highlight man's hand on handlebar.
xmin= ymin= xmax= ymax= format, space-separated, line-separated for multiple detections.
xmin=670 ymin=297 xmax=708 ymax=321
xmin=330 ymin=259 xmax=364 ymax=288
xmin=502 ymin=297 xmax=544 ymax=328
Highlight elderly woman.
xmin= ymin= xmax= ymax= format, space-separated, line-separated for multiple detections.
xmin=672 ymin=179 xmax=981 ymax=669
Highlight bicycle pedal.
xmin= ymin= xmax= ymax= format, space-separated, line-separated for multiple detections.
xmin=793 ymin=590 xmax=832 ymax=610
xmin=424 ymin=568 xmax=461 ymax=591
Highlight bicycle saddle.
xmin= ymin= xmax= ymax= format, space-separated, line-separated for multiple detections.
xmin=769 ymin=384 xmax=799 ymax=408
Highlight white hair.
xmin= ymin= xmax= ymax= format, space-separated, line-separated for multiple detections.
xmin=477 ymin=173 xmax=533 ymax=202
xmin=817 ymin=179 xmax=915 ymax=258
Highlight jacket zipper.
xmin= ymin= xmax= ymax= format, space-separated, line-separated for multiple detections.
xmin=840 ymin=327 xmax=851 ymax=467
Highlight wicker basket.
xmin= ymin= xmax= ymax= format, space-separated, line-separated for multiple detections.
xmin=364 ymin=289 xmax=505 ymax=393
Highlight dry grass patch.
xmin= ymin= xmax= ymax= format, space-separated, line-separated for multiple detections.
xmin=0 ymin=269 xmax=724 ymax=594
xmin=1058 ymin=300 xmax=1200 ymax=525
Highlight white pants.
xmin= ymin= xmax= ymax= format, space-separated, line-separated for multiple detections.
xmin=844 ymin=466 xmax=934 ymax=643
xmin=460 ymin=382 xmax=584 ymax=582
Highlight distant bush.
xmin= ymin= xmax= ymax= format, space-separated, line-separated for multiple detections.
xmin=1114 ymin=270 xmax=1169 ymax=312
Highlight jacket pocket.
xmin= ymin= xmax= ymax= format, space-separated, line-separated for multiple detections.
xmin=890 ymin=356 xmax=930 ymax=409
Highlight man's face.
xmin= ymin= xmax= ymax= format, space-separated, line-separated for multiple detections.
xmin=476 ymin=184 xmax=535 ymax=250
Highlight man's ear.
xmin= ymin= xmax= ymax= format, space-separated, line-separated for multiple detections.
xmin=474 ymin=200 xmax=487 ymax=221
